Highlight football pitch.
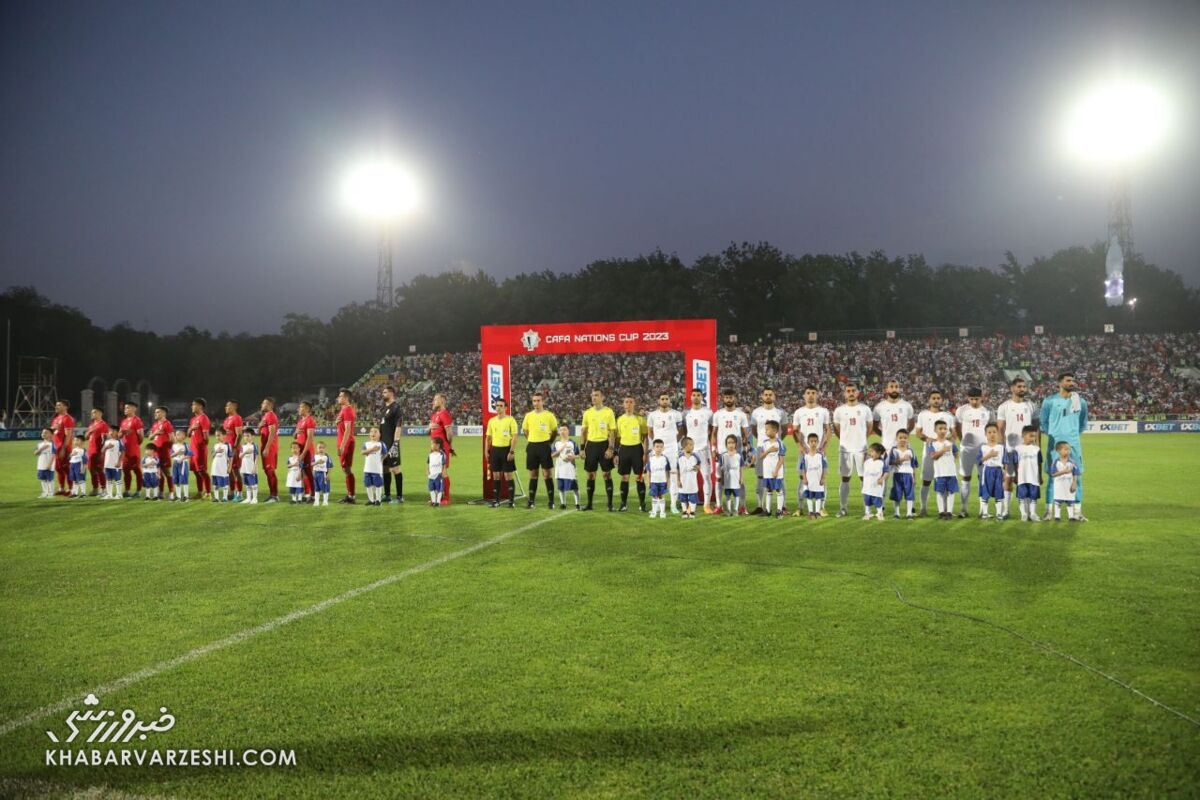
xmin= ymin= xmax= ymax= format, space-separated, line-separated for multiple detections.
xmin=0 ymin=434 xmax=1197 ymax=798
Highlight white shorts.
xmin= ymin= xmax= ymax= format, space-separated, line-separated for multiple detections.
xmin=839 ymin=449 xmax=865 ymax=478
xmin=662 ymin=448 xmax=679 ymax=472
xmin=692 ymin=447 xmax=711 ymax=473
xmin=921 ymin=449 xmax=936 ymax=481
xmin=959 ymin=446 xmax=981 ymax=478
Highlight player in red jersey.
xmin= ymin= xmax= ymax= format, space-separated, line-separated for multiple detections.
xmin=295 ymin=400 xmax=317 ymax=500
xmin=50 ymin=400 xmax=76 ymax=494
xmin=335 ymin=388 xmax=357 ymax=503
xmin=187 ymin=398 xmax=212 ymax=498
xmin=84 ymin=407 xmax=111 ymax=494
xmin=222 ymin=400 xmax=245 ymax=499
xmin=149 ymin=406 xmax=175 ymax=495
xmin=429 ymin=393 xmax=456 ymax=505
xmin=259 ymin=396 xmax=280 ymax=502
xmin=118 ymin=401 xmax=145 ymax=495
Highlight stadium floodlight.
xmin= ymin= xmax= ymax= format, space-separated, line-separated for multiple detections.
xmin=1061 ymin=77 xmax=1171 ymax=165
xmin=339 ymin=159 xmax=419 ymax=222
xmin=338 ymin=157 xmax=421 ymax=308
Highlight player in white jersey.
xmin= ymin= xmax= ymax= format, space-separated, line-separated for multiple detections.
xmin=552 ymin=426 xmax=581 ymax=510
xmin=710 ymin=389 xmax=750 ymax=514
xmin=913 ymin=390 xmax=957 ymax=516
xmin=646 ymin=393 xmax=684 ymax=514
xmin=874 ymin=380 xmax=914 ymax=503
xmin=831 ymin=384 xmax=872 ymax=517
xmin=873 ymin=380 xmax=914 ymax=449
xmin=790 ymin=386 xmax=831 ymax=512
xmin=996 ymin=377 xmax=1036 ymax=517
xmin=954 ymin=388 xmax=993 ymax=517
xmin=750 ymin=388 xmax=785 ymax=514
xmin=683 ymin=390 xmax=714 ymax=512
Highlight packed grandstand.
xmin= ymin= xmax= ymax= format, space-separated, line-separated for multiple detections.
xmin=312 ymin=332 xmax=1200 ymax=428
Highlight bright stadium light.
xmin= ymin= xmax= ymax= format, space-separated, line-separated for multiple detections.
xmin=1061 ymin=77 xmax=1171 ymax=165
xmin=339 ymin=159 xmax=419 ymax=222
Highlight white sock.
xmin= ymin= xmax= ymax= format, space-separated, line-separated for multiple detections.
xmin=907 ymin=500 xmax=914 ymax=515
xmin=817 ymin=498 xmax=825 ymax=513
xmin=936 ymin=494 xmax=946 ymax=514
xmin=959 ymin=481 xmax=970 ymax=510
xmin=839 ymin=482 xmax=850 ymax=512
xmin=779 ymin=479 xmax=786 ymax=508
xmin=920 ymin=483 xmax=930 ymax=512
xmin=806 ymin=498 xmax=814 ymax=513
xmin=947 ymin=492 xmax=955 ymax=514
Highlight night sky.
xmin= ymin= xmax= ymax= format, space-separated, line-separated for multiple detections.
xmin=2 ymin=1 xmax=1197 ymax=334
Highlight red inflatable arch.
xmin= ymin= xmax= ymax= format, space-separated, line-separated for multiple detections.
xmin=479 ymin=319 xmax=718 ymax=500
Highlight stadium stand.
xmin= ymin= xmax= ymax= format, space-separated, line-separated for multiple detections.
xmin=322 ymin=333 xmax=1200 ymax=425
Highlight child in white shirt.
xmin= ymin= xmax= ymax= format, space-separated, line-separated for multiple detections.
xmin=427 ymin=440 xmax=447 ymax=506
xmin=552 ymin=426 xmax=580 ymax=511
xmin=210 ymin=430 xmax=230 ymax=502
xmin=362 ymin=428 xmax=384 ymax=506
xmin=35 ymin=428 xmax=56 ymax=498
xmin=677 ymin=438 xmax=701 ymax=519
xmin=312 ymin=442 xmax=331 ymax=507
xmin=800 ymin=433 xmax=827 ymax=519
xmin=1011 ymin=426 xmax=1043 ymax=522
xmin=718 ymin=435 xmax=743 ymax=516
xmin=1050 ymin=440 xmax=1081 ymax=521
xmin=926 ymin=421 xmax=960 ymax=519
xmin=646 ymin=439 xmax=671 ymax=519
xmin=862 ymin=443 xmax=888 ymax=520
xmin=239 ymin=433 xmax=259 ymax=504
xmin=100 ymin=430 xmax=124 ymax=500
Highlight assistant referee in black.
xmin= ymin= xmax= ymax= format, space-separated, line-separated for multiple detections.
xmin=520 ymin=392 xmax=558 ymax=509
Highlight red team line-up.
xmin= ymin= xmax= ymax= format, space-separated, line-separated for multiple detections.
xmin=36 ymin=389 xmax=456 ymax=507
xmin=34 ymin=374 xmax=1088 ymax=522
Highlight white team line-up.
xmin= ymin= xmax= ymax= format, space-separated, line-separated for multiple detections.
xmin=482 ymin=382 xmax=1087 ymax=523
xmin=0 ymin=513 xmax=568 ymax=740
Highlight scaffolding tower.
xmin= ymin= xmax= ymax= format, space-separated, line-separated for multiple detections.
xmin=11 ymin=356 xmax=58 ymax=428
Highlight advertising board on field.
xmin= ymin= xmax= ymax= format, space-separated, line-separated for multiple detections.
xmin=1085 ymin=421 xmax=1137 ymax=434
xmin=1138 ymin=421 xmax=1200 ymax=433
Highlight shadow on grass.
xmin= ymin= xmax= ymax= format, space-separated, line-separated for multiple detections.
xmin=8 ymin=714 xmax=826 ymax=790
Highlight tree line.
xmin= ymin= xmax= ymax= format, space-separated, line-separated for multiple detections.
xmin=2 ymin=242 xmax=1196 ymax=410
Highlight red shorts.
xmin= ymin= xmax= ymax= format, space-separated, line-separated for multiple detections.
xmin=155 ymin=443 xmax=171 ymax=468
xmin=122 ymin=449 xmax=139 ymax=470
xmin=190 ymin=444 xmax=208 ymax=473
xmin=88 ymin=451 xmax=103 ymax=470
xmin=338 ymin=439 xmax=355 ymax=470
xmin=228 ymin=443 xmax=242 ymax=471
xmin=261 ymin=447 xmax=278 ymax=471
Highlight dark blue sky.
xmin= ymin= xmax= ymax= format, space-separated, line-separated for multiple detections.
xmin=2 ymin=1 xmax=1197 ymax=333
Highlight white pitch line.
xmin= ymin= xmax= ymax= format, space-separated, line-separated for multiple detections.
xmin=0 ymin=513 xmax=566 ymax=738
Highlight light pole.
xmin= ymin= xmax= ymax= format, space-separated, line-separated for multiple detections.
xmin=1061 ymin=76 xmax=1171 ymax=307
xmin=340 ymin=158 xmax=419 ymax=308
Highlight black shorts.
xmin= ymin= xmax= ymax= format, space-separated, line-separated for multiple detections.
xmin=381 ymin=440 xmax=401 ymax=469
xmin=488 ymin=445 xmax=512 ymax=473
xmin=617 ymin=444 xmax=644 ymax=476
xmin=583 ymin=441 xmax=614 ymax=473
xmin=525 ymin=441 xmax=553 ymax=471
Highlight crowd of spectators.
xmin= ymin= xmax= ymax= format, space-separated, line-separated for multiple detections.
xmin=314 ymin=332 xmax=1200 ymax=425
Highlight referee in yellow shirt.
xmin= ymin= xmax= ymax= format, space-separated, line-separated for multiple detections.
xmin=520 ymin=392 xmax=558 ymax=509
xmin=580 ymin=389 xmax=617 ymax=511
xmin=485 ymin=399 xmax=519 ymax=507
xmin=615 ymin=395 xmax=648 ymax=512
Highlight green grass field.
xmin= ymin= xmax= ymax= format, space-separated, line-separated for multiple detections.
xmin=1 ymin=434 xmax=1198 ymax=799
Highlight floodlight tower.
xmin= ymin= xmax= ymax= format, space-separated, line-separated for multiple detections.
xmin=1062 ymin=76 xmax=1170 ymax=307
xmin=377 ymin=230 xmax=394 ymax=308
xmin=340 ymin=158 xmax=419 ymax=309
